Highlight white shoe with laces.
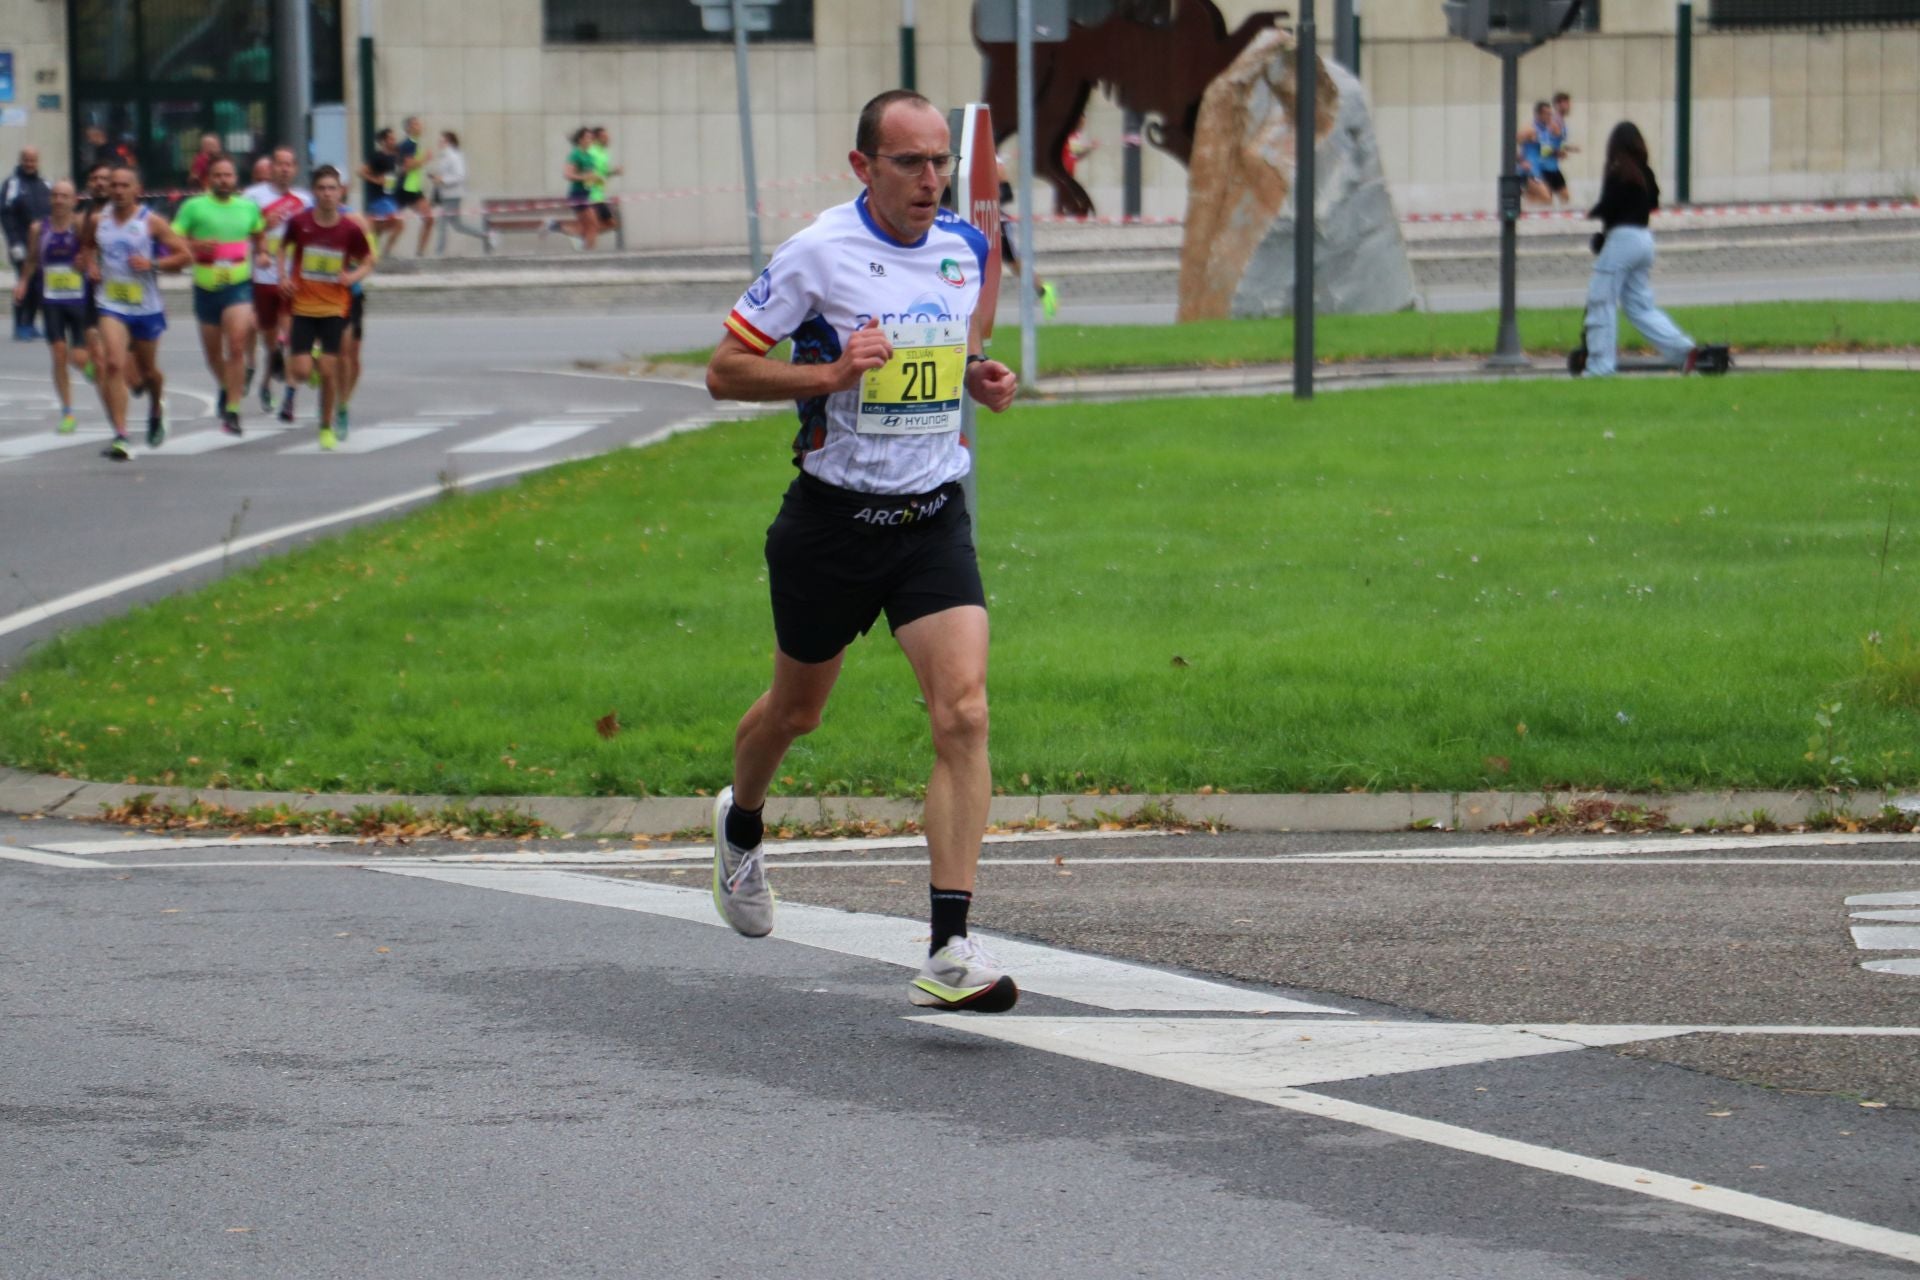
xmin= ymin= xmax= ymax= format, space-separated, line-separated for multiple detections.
xmin=910 ymin=934 xmax=1020 ymax=1012
xmin=711 ymin=786 xmax=774 ymax=937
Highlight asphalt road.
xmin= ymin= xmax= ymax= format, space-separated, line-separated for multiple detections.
xmin=4 ymin=818 xmax=1917 ymax=1278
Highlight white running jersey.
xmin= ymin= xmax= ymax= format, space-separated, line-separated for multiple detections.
xmin=244 ymin=182 xmax=314 ymax=286
xmin=94 ymin=205 xmax=165 ymax=318
xmin=724 ymin=193 xmax=990 ymax=496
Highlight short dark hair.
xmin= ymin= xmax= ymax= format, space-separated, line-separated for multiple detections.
xmin=312 ymin=164 xmax=342 ymax=185
xmin=1553 ymin=91 xmax=1571 ymax=103
xmin=442 ymin=130 xmax=460 ymax=147
xmin=85 ymin=161 xmax=111 ymax=178
xmin=1534 ymin=100 xmax=1551 ymax=114
xmin=377 ymin=126 xmax=396 ymax=143
xmin=856 ymin=89 xmax=935 ymax=156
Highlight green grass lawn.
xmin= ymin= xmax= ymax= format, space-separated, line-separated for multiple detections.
xmin=654 ymin=301 xmax=1919 ymax=376
xmin=4 ymin=371 xmax=1916 ymax=799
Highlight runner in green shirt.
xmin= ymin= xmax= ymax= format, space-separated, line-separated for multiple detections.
xmin=172 ymin=153 xmax=266 ymax=433
xmin=589 ymin=125 xmax=622 ymax=243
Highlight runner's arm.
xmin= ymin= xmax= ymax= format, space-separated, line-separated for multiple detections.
xmin=964 ymin=312 xmax=1016 ymax=414
xmin=147 ymin=216 xmax=193 ymax=273
xmin=10 ymin=219 xmax=37 ymax=301
xmin=706 ymin=321 xmax=890 ymax=403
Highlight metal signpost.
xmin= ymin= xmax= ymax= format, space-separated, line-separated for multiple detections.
xmin=977 ymin=0 xmax=1067 ymax=393
xmin=949 ymin=103 xmax=1001 ymax=522
xmin=1441 ymin=0 xmax=1582 ymax=368
xmin=1294 ymin=0 xmax=1318 ymax=401
xmin=695 ymin=0 xmax=775 ymax=272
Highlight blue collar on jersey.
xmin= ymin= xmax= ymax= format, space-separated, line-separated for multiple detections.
xmin=855 ymin=191 xmax=929 ymax=250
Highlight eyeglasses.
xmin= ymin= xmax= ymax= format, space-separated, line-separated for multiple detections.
xmin=865 ymin=152 xmax=959 ymax=177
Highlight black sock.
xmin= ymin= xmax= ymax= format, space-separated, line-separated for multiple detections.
xmin=930 ymin=887 xmax=972 ymax=955
xmin=723 ymin=795 xmax=763 ymax=850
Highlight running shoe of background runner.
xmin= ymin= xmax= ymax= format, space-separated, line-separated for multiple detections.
xmin=221 ymin=409 xmax=242 ymax=436
xmin=1040 ymin=281 xmax=1058 ymax=320
xmin=58 ymin=411 xmax=77 ymax=434
xmin=334 ymin=406 xmax=350 ymax=441
xmin=318 ymin=424 xmax=338 ymax=451
xmin=101 ymin=433 xmax=131 ymax=461
xmin=146 ymin=404 xmax=167 ymax=448
xmin=711 ymin=786 xmax=773 ymax=937
xmin=278 ymin=389 xmax=296 ymax=423
xmin=910 ymin=935 xmax=1020 ymax=1012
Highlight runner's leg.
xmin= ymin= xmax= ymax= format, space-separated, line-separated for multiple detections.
xmin=134 ymin=337 xmax=165 ymax=431
xmin=98 ymin=315 xmax=131 ymax=436
xmin=48 ymin=337 xmax=73 ymax=425
xmin=221 ymin=301 xmax=254 ymax=419
xmin=729 ymin=649 xmax=844 ymax=810
xmin=893 ymin=605 xmax=991 ymax=894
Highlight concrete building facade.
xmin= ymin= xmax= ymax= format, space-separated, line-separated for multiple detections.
xmin=3 ymin=1 xmax=1914 ymax=248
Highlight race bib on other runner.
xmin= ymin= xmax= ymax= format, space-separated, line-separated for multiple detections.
xmin=857 ymin=321 xmax=966 ymax=435
xmin=302 ymin=247 xmax=345 ymax=283
xmin=207 ymin=264 xmax=235 ymax=287
xmin=42 ymin=267 xmax=85 ymax=301
xmin=105 ymin=280 xmax=145 ymax=306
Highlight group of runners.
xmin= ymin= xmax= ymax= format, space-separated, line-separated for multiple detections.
xmin=1519 ymin=91 xmax=1579 ymax=206
xmin=8 ymin=147 xmax=377 ymax=460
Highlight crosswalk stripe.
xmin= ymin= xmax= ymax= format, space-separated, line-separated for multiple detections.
xmin=279 ymin=424 xmax=442 ymax=455
xmin=0 ymin=432 xmax=99 ymax=458
xmin=449 ymin=421 xmax=605 ymax=453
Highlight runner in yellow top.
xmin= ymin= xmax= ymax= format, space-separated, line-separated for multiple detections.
xmin=171 ymin=153 xmax=266 ymax=434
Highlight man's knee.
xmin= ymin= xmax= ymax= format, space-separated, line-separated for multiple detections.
xmin=929 ymin=690 xmax=989 ymax=755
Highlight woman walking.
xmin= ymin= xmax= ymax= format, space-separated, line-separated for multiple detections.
xmin=429 ymin=132 xmax=495 ymax=254
xmin=1581 ymin=122 xmax=1700 ymax=377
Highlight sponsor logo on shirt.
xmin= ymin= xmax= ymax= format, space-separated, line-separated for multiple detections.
xmin=869 ymin=262 xmax=886 ymax=277
xmin=745 ymin=268 xmax=773 ymax=308
xmin=938 ymin=258 xmax=966 ymax=287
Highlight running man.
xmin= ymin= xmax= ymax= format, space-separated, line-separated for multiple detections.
xmin=588 ymin=125 xmax=621 ymax=241
xmin=278 ymin=165 xmax=374 ymax=450
xmin=704 ymin=89 xmax=1021 ymax=1012
xmin=172 ymin=154 xmax=266 ymax=434
xmin=398 ymin=116 xmax=432 ymax=257
xmin=243 ymin=146 xmax=313 ymax=419
xmin=13 ymin=179 xmax=91 ymax=433
xmin=85 ymin=164 xmax=189 ymax=460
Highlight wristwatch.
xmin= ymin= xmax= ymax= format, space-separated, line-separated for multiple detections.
xmin=966 ymin=354 xmax=988 ymax=367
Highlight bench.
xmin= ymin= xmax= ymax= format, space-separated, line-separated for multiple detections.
xmin=479 ymin=197 xmax=626 ymax=253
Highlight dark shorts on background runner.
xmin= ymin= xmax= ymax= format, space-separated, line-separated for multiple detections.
xmin=41 ymin=303 xmax=88 ymax=347
xmin=253 ymin=283 xmax=285 ymax=330
xmin=100 ymin=310 xmax=167 ymax=342
xmin=347 ymin=292 xmax=365 ymax=340
xmin=193 ymin=282 xmax=254 ymax=326
xmin=764 ymin=472 xmax=986 ymax=664
xmin=394 ymin=190 xmax=425 ymax=211
xmin=592 ymin=201 xmax=614 ymax=225
xmin=1542 ymin=170 xmax=1567 ymax=194
xmin=289 ymin=312 xmax=347 ymax=355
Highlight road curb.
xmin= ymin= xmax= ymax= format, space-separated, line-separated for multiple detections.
xmin=0 ymin=766 xmax=1879 ymax=836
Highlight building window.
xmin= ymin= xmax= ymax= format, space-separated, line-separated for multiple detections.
xmin=1568 ymin=0 xmax=1601 ymax=32
xmin=1707 ymin=0 xmax=1920 ymax=28
xmin=545 ymin=0 xmax=815 ymax=44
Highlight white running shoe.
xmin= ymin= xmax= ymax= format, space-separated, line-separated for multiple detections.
xmin=910 ymin=935 xmax=1020 ymax=1012
xmin=711 ymin=786 xmax=773 ymax=937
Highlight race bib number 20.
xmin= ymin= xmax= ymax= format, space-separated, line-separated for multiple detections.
xmin=857 ymin=321 xmax=966 ymax=435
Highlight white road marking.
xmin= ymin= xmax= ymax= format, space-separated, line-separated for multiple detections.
xmin=564 ymin=405 xmax=632 ymax=414
xmin=1850 ymin=925 xmax=1920 ymax=949
xmin=0 ymin=845 xmax=103 ymax=868
xmin=429 ymin=408 xmax=494 ymax=418
xmin=449 ymin=422 xmax=604 ymax=453
xmin=1851 ymin=909 xmax=1920 ymax=922
xmin=369 ymin=866 xmax=1351 ymax=1014
xmin=141 ymin=430 xmax=254 ymax=456
xmin=25 ymin=835 xmax=357 ymax=856
xmin=921 ymin=1015 xmax=1920 ymax=1267
xmin=1847 ymin=890 xmax=1920 ymax=906
xmin=0 ymin=453 xmax=580 ymax=639
xmin=1863 ymin=958 xmax=1920 ymax=976
xmin=280 ymin=424 xmax=444 ymax=455
xmin=0 ymin=432 xmax=103 ymax=458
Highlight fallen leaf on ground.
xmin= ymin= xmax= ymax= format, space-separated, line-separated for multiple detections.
xmin=595 ymin=711 xmax=621 ymax=739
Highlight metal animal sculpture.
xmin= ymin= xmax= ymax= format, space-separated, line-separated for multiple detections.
xmin=975 ymin=0 xmax=1288 ymax=217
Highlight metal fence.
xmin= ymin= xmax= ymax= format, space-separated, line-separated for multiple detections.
xmin=1707 ymin=0 xmax=1920 ymax=28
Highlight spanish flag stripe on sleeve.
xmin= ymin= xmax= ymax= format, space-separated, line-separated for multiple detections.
xmin=725 ymin=310 xmax=777 ymax=354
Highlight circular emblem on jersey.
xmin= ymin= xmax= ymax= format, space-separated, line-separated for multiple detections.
xmin=937 ymin=258 xmax=966 ymax=287
xmin=745 ymin=268 xmax=773 ymax=308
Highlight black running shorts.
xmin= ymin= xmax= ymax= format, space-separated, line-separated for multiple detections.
xmin=289 ymin=312 xmax=347 ymax=355
xmin=764 ymin=472 xmax=986 ymax=664
xmin=1542 ymin=169 xmax=1567 ymax=194
xmin=347 ymin=292 xmax=365 ymax=340
xmin=41 ymin=303 xmax=88 ymax=347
